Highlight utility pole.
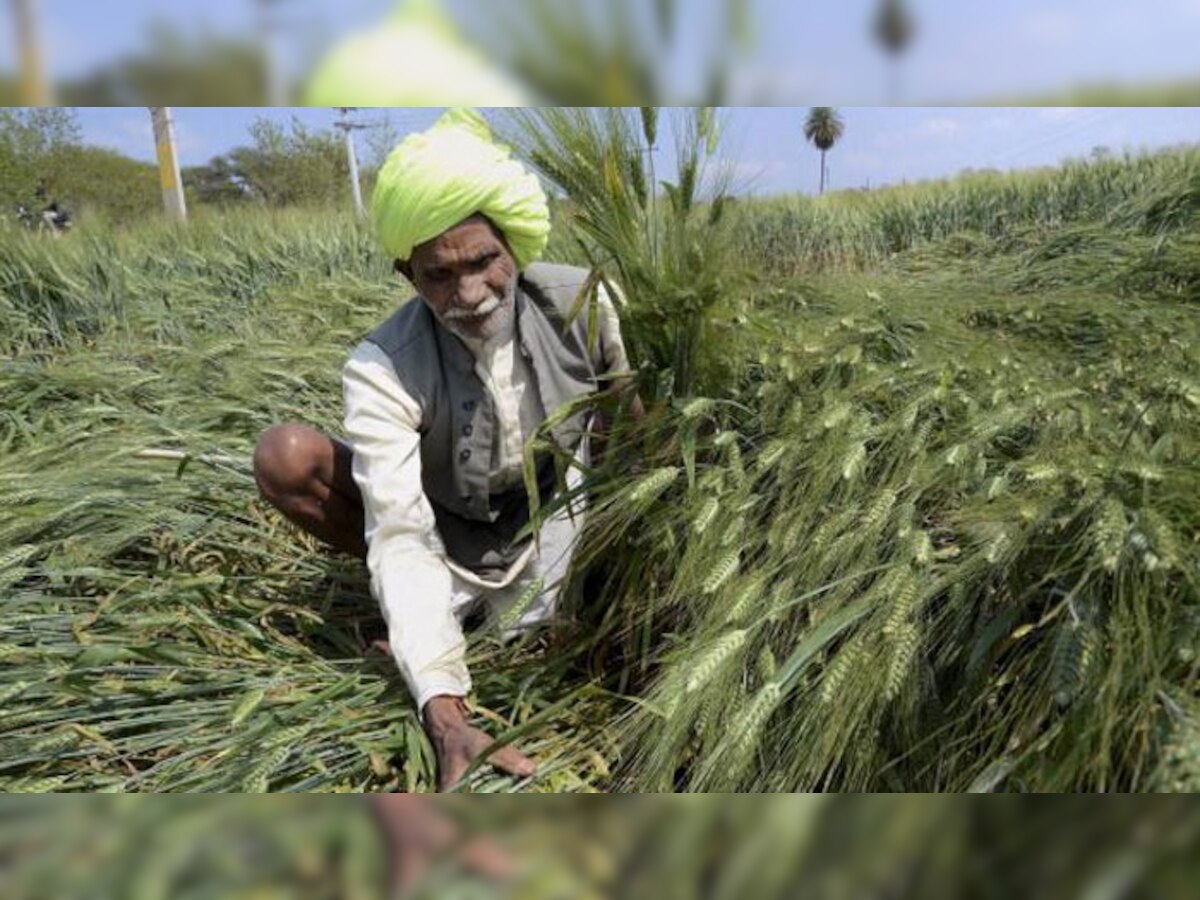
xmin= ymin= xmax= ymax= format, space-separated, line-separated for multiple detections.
xmin=335 ymin=107 xmax=367 ymax=217
xmin=255 ymin=0 xmax=288 ymax=106
xmin=149 ymin=107 xmax=188 ymax=222
xmin=11 ymin=0 xmax=52 ymax=104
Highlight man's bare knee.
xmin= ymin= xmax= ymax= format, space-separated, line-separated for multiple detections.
xmin=253 ymin=423 xmax=325 ymax=510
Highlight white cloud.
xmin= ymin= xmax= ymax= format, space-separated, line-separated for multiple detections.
xmin=89 ymin=114 xmax=155 ymax=159
xmin=873 ymin=115 xmax=967 ymax=151
xmin=919 ymin=116 xmax=965 ymax=138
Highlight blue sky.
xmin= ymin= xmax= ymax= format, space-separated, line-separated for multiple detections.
xmin=73 ymin=106 xmax=1200 ymax=197
xmin=3 ymin=1 xmax=1199 ymax=103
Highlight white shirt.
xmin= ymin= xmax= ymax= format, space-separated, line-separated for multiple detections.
xmin=342 ymin=285 xmax=629 ymax=710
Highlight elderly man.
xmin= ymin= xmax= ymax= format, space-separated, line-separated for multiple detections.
xmin=253 ymin=109 xmax=632 ymax=791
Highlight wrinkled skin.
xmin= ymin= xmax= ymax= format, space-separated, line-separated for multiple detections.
xmin=397 ymin=214 xmax=519 ymax=344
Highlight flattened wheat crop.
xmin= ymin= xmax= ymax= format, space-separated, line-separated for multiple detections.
xmin=0 ymin=210 xmax=606 ymax=792
xmin=520 ymin=110 xmax=1200 ymax=792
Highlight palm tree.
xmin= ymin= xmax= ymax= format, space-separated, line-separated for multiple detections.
xmin=803 ymin=107 xmax=844 ymax=196
xmin=872 ymin=0 xmax=917 ymax=104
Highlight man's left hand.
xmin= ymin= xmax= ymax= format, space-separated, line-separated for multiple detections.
xmin=424 ymin=695 xmax=536 ymax=792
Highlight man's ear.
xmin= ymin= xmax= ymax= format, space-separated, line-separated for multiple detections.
xmin=394 ymin=259 xmax=414 ymax=283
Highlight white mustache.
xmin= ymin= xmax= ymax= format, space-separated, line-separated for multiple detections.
xmin=444 ymin=295 xmax=502 ymax=321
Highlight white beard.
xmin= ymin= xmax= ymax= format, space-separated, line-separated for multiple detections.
xmin=438 ymin=276 xmax=517 ymax=345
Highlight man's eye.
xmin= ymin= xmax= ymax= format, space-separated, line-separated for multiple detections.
xmin=427 ymin=270 xmax=450 ymax=281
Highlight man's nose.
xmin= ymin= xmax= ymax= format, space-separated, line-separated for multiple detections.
xmin=454 ymin=273 xmax=491 ymax=308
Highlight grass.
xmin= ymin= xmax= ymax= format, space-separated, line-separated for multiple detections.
xmin=1 ymin=116 xmax=1198 ymax=793
xmin=735 ymin=144 xmax=1200 ymax=275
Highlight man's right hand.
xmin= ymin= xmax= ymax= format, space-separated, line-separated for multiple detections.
xmin=423 ymin=695 xmax=536 ymax=792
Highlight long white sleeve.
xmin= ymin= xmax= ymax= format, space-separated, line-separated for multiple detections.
xmin=341 ymin=341 xmax=470 ymax=710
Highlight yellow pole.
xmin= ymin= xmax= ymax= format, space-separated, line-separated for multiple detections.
xmin=149 ymin=107 xmax=188 ymax=222
xmin=12 ymin=0 xmax=52 ymax=105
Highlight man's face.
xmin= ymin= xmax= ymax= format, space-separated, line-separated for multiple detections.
xmin=400 ymin=215 xmax=519 ymax=342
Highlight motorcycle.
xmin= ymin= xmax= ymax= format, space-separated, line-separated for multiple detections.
xmin=15 ymin=202 xmax=72 ymax=235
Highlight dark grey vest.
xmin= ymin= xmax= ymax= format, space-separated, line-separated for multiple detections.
xmin=364 ymin=263 xmax=598 ymax=575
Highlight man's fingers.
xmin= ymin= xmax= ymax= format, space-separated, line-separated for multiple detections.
xmin=436 ymin=727 xmax=536 ymax=791
xmin=485 ymin=742 xmax=537 ymax=779
xmin=459 ymin=837 xmax=518 ymax=882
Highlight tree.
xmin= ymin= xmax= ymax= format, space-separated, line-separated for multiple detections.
xmin=183 ymin=156 xmax=253 ymax=207
xmin=48 ymin=146 xmax=159 ymax=223
xmin=219 ymin=117 xmax=350 ymax=207
xmin=0 ymin=109 xmax=160 ymax=224
xmin=803 ymin=107 xmax=844 ymax=196
xmin=0 ymin=108 xmax=83 ymax=208
xmin=871 ymin=0 xmax=916 ymax=104
xmin=0 ymin=108 xmax=80 ymax=160
xmin=59 ymin=26 xmax=268 ymax=105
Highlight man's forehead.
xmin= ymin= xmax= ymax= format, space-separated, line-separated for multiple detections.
xmin=414 ymin=216 xmax=505 ymax=264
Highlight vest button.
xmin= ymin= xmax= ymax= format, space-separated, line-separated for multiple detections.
xmin=462 ymin=400 xmax=476 ymax=411
xmin=459 ymin=449 xmax=471 ymax=462
xmin=462 ymin=424 xmax=473 ymax=437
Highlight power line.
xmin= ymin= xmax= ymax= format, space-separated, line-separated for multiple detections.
xmin=987 ymin=108 xmax=1125 ymax=169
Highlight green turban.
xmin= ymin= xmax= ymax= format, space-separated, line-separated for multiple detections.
xmin=304 ymin=0 xmax=528 ymax=107
xmin=371 ymin=108 xmax=551 ymax=270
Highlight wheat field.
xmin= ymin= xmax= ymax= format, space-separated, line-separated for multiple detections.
xmin=1 ymin=110 xmax=1197 ymax=794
